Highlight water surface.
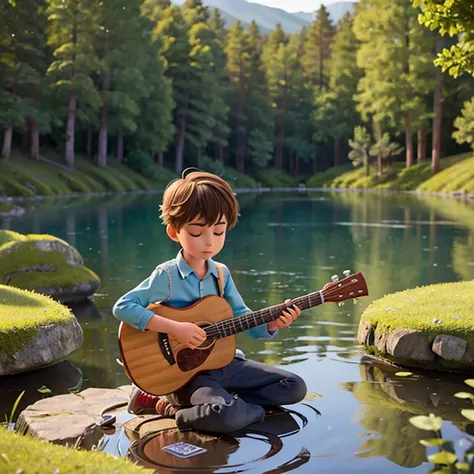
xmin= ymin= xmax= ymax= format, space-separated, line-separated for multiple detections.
xmin=2 ymin=190 xmax=474 ymax=473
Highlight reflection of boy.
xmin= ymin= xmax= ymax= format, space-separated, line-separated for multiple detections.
xmin=113 ymin=171 xmax=307 ymax=433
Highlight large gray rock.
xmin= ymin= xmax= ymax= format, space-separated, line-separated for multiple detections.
xmin=432 ymin=335 xmax=467 ymax=361
xmin=16 ymin=386 xmax=133 ymax=450
xmin=0 ymin=318 xmax=84 ymax=375
xmin=358 ymin=320 xmax=374 ymax=345
xmin=386 ymin=328 xmax=435 ymax=363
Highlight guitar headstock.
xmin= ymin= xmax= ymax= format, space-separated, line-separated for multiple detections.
xmin=322 ymin=271 xmax=368 ymax=303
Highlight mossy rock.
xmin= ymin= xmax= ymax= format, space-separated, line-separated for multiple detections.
xmin=359 ymin=281 xmax=474 ymax=372
xmin=0 ymin=285 xmax=83 ymax=375
xmin=0 ymin=426 xmax=150 ymax=474
xmin=0 ymin=230 xmax=100 ymax=303
xmin=0 ymin=201 xmax=24 ymax=217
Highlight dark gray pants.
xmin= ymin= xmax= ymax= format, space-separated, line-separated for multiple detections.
xmin=167 ymin=358 xmax=307 ymax=433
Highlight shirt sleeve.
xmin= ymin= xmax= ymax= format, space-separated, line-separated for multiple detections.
xmin=222 ymin=265 xmax=277 ymax=340
xmin=112 ymin=266 xmax=170 ymax=331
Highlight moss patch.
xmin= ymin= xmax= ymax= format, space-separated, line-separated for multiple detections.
xmin=361 ymin=281 xmax=474 ymax=344
xmin=0 ymin=285 xmax=74 ymax=356
xmin=0 ymin=231 xmax=100 ymax=297
xmin=0 ymin=426 xmax=150 ymax=473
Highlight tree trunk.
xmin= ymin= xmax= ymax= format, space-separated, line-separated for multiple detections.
xmin=365 ymin=154 xmax=370 ymax=177
xmin=157 ymin=151 xmax=164 ymax=167
xmin=236 ymin=62 xmax=246 ymax=174
xmin=417 ymin=127 xmax=426 ymax=162
xmin=295 ymin=156 xmax=299 ymax=175
xmin=405 ymin=115 xmax=414 ymax=168
xmin=377 ymin=153 xmax=382 ymax=176
xmin=65 ymin=85 xmax=76 ymax=167
xmin=116 ymin=130 xmax=124 ymax=163
xmin=175 ymin=114 xmax=186 ymax=174
xmin=86 ymin=125 xmax=92 ymax=160
xmin=334 ymin=136 xmax=340 ymax=167
xmin=1 ymin=123 xmax=13 ymax=159
xmin=312 ymin=158 xmax=317 ymax=174
xmin=29 ymin=116 xmax=39 ymax=160
xmin=22 ymin=126 xmax=29 ymax=153
xmin=432 ymin=36 xmax=443 ymax=174
xmin=97 ymin=72 xmax=110 ymax=168
xmin=218 ymin=142 xmax=224 ymax=164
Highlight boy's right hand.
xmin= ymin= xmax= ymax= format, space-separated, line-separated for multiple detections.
xmin=169 ymin=321 xmax=207 ymax=349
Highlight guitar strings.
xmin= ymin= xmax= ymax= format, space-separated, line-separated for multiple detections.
xmin=202 ymin=277 xmax=364 ymax=339
xmin=204 ymin=292 xmax=324 ymax=338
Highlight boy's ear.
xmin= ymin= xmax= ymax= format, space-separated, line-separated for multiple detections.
xmin=166 ymin=224 xmax=180 ymax=243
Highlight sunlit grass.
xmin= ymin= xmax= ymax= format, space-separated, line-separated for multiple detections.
xmin=361 ymin=280 xmax=474 ymax=343
xmin=0 ymin=426 xmax=151 ymax=473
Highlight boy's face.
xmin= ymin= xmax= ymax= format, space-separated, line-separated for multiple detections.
xmin=167 ymin=215 xmax=227 ymax=261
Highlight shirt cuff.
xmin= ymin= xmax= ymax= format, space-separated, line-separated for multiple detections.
xmin=138 ymin=309 xmax=156 ymax=332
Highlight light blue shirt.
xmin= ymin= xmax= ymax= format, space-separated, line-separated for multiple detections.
xmin=113 ymin=250 xmax=276 ymax=341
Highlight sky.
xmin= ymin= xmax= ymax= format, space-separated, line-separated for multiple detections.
xmin=247 ymin=0 xmax=355 ymax=13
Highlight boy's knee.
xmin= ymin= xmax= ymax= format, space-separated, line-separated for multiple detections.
xmin=279 ymin=374 xmax=307 ymax=404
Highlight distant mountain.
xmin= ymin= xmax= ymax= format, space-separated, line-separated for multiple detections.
xmin=294 ymin=2 xmax=355 ymax=24
xmin=171 ymin=0 xmax=356 ymax=33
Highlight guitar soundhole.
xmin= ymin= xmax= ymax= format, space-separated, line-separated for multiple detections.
xmin=176 ymin=345 xmax=213 ymax=372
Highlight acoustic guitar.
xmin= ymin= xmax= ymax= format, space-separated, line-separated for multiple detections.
xmin=118 ymin=271 xmax=368 ymax=395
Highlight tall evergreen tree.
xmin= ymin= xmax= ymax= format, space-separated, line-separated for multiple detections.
xmin=314 ymin=12 xmax=362 ymax=167
xmin=46 ymin=0 xmax=101 ymax=167
xmin=354 ymin=0 xmax=435 ymax=168
xmin=301 ymin=6 xmax=334 ymax=89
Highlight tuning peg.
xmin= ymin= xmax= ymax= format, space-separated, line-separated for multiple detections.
xmin=331 ymin=274 xmax=339 ymax=282
xmin=343 ymin=270 xmax=351 ymax=277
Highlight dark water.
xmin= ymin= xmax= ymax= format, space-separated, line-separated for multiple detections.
xmin=2 ymin=190 xmax=474 ymax=473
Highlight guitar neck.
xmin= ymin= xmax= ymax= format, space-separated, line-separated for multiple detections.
xmin=204 ymin=291 xmax=323 ymax=340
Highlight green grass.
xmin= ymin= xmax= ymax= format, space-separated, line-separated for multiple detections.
xmin=0 ymin=151 xmax=165 ymax=199
xmin=222 ymin=166 xmax=259 ymax=189
xmin=0 ymin=426 xmax=150 ymax=473
xmin=361 ymin=280 xmax=474 ymax=344
xmin=306 ymin=153 xmax=474 ymax=194
xmin=255 ymin=169 xmax=299 ymax=188
xmin=0 ymin=285 xmax=74 ymax=356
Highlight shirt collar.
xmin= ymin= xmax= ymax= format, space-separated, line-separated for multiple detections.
xmin=176 ymin=249 xmax=219 ymax=279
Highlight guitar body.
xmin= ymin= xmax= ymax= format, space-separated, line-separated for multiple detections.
xmin=118 ymin=295 xmax=236 ymax=395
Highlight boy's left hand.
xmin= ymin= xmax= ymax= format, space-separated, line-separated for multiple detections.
xmin=267 ymin=299 xmax=301 ymax=332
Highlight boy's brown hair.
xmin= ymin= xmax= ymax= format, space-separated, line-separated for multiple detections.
xmin=160 ymin=171 xmax=239 ymax=230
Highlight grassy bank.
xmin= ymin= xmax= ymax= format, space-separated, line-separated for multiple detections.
xmin=306 ymin=152 xmax=474 ymax=195
xmin=0 ymin=151 xmax=261 ymax=200
xmin=0 ymin=426 xmax=150 ymax=473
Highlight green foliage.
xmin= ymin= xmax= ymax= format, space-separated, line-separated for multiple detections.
xmin=409 ymin=378 xmax=474 ymax=473
xmin=220 ymin=166 xmax=258 ymax=190
xmin=415 ymin=0 xmax=474 ymax=77
xmin=0 ymin=425 xmax=151 ymax=473
xmin=348 ymin=126 xmax=372 ymax=175
xmin=255 ymin=169 xmax=299 ymax=188
xmin=453 ymin=99 xmax=474 ymax=149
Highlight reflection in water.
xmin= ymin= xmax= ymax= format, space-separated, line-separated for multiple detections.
xmin=0 ymin=361 xmax=83 ymax=421
xmin=4 ymin=191 xmax=474 ymax=473
xmin=343 ymin=357 xmax=474 ymax=468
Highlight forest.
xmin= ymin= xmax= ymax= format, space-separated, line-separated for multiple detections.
xmin=1 ymin=0 xmax=474 ymax=183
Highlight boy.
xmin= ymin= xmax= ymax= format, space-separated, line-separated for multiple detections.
xmin=113 ymin=171 xmax=307 ymax=433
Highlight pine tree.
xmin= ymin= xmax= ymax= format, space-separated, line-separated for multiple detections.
xmin=301 ymin=6 xmax=334 ymax=89
xmin=0 ymin=0 xmax=48 ymax=159
xmin=46 ymin=0 xmax=101 ymax=167
xmin=314 ymin=12 xmax=362 ymax=167
xmin=354 ymin=0 xmax=435 ymax=169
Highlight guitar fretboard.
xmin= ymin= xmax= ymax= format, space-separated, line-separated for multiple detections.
xmin=204 ymin=290 xmax=323 ymax=340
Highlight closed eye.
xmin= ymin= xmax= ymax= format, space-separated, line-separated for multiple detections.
xmin=213 ymin=231 xmax=224 ymax=236
xmin=189 ymin=233 xmax=202 ymax=237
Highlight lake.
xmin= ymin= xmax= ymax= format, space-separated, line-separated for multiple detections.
xmin=2 ymin=190 xmax=474 ymax=473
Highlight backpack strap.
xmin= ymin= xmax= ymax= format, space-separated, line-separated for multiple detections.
xmin=215 ymin=263 xmax=225 ymax=298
